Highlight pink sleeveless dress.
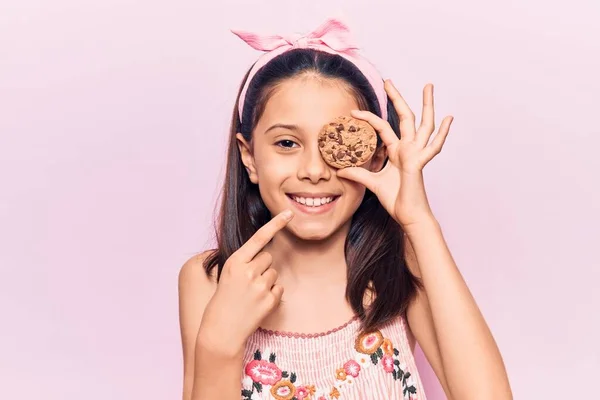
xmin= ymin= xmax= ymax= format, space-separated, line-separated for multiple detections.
xmin=240 ymin=314 xmax=427 ymax=400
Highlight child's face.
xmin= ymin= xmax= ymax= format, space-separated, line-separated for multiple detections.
xmin=237 ymin=76 xmax=384 ymax=241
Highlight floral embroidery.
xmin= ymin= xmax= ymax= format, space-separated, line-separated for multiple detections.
xmin=242 ymin=350 xmax=299 ymax=400
xmin=341 ymin=330 xmax=418 ymax=398
xmin=246 ymin=358 xmax=283 ymax=385
xmin=382 ymin=338 xmax=394 ymax=355
xmin=329 ymin=387 xmax=340 ymax=399
xmin=335 ymin=368 xmax=347 ymax=381
xmin=271 ymin=381 xmax=296 ymax=400
xmin=354 ymin=330 xmax=384 ymax=354
xmin=295 ymin=385 xmax=315 ymax=400
xmin=343 ymin=360 xmax=360 ymax=377
xmin=241 ymin=329 xmax=419 ymax=399
xmin=382 ymin=354 xmax=395 ymax=372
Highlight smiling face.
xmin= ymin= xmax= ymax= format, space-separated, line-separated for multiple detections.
xmin=237 ymin=75 xmax=385 ymax=241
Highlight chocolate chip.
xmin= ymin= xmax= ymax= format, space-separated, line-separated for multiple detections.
xmin=337 ymin=151 xmax=346 ymax=159
xmin=336 ymin=124 xmax=344 ymax=132
xmin=349 ymin=126 xmax=357 ymax=132
xmin=355 ymin=151 xmax=363 ymax=157
xmin=328 ymin=132 xmax=336 ymax=138
xmin=326 ymin=149 xmax=333 ymax=154
xmin=351 ymin=156 xmax=358 ymax=163
xmin=319 ymin=141 xmax=325 ymax=148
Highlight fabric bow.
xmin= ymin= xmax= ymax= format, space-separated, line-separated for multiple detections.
xmin=232 ymin=18 xmax=388 ymax=123
xmin=231 ymin=18 xmax=359 ymax=54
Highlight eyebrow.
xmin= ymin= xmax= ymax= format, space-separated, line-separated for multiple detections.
xmin=264 ymin=123 xmax=301 ymax=135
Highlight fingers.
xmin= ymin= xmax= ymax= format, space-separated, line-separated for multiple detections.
xmin=335 ymin=166 xmax=378 ymax=193
xmin=270 ymin=284 xmax=284 ymax=303
xmin=258 ymin=268 xmax=278 ymax=289
xmin=418 ymin=84 xmax=435 ymax=145
xmin=249 ymin=251 xmax=273 ymax=276
xmin=235 ymin=210 xmax=294 ymax=262
xmin=350 ymin=109 xmax=398 ymax=147
xmin=422 ymin=116 xmax=453 ymax=161
xmin=384 ymin=80 xmax=416 ymax=141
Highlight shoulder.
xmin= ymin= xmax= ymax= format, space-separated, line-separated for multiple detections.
xmin=178 ymin=250 xmax=219 ymax=392
xmin=178 ymin=249 xmax=220 ymax=335
xmin=178 ymin=250 xmax=218 ymax=290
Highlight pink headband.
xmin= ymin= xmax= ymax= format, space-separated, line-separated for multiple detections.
xmin=231 ymin=18 xmax=388 ymax=123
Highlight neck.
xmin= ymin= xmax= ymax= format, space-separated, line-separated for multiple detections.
xmin=265 ymin=221 xmax=350 ymax=287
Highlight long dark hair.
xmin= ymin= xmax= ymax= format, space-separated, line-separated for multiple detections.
xmin=203 ymin=48 xmax=422 ymax=333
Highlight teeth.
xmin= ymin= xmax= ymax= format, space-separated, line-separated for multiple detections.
xmin=292 ymin=196 xmax=334 ymax=207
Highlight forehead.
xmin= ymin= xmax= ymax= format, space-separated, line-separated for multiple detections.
xmin=255 ymin=77 xmax=360 ymax=134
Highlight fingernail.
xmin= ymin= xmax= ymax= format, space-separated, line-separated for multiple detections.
xmin=282 ymin=210 xmax=293 ymax=220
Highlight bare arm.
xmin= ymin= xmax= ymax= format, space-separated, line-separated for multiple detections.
xmin=178 ymin=211 xmax=293 ymax=400
xmin=404 ymin=236 xmax=452 ymax=398
xmin=404 ymin=218 xmax=512 ymax=399
xmin=178 ymin=252 xmax=241 ymax=400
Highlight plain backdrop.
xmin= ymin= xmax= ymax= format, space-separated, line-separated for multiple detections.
xmin=1 ymin=0 xmax=599 ymax=399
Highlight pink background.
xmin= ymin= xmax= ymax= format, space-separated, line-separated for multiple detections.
xmin=1 ymin=1 xmax=599 ymax=399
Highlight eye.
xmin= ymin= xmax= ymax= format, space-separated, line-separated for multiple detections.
xmin=275 ymin=139 xmax=299 ymax=150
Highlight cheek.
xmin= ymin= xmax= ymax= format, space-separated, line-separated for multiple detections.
xmin=252 ymin=148 xmax=297 ymax=193
xmin=341 ymin=178 xmax=367 ymax=207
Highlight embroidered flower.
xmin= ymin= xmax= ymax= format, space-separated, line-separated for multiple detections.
xmin=382 ymin=338 xmax=394 ymax=355
xmin=382 ymin=354 xmax=395 ymax=373
xmin=354 ymin=352 xmax=372 ymax=369
xmin=245 ymin=359 xmax=282 ymax=385
xmin=343 ymin=359 xmax=361 ymax=377
xmin=355 ymin=330 xmax=384 ymax=354
xmin=270 ymin=380 xmax=296 ymax=400
xmin=295 ymin=386 xmax=311 ymax=400
xmin=242 ymin=329 xmax=419 ymax=400
xmin=330 ymin=387 xmax=340 ymax=399
xmin=335 ymin=368 xmax=347 ymax=381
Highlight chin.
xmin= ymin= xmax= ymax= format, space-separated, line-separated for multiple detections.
xmin=286 ymin=221 xmax=343 ymax=242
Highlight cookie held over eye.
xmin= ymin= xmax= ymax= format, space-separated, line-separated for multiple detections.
xmin=318 ymin=115 xmax=378 ymax=169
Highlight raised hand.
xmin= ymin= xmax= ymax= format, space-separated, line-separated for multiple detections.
xmin=199 ymin=210 xmax=294 ymax=353
xmin=336 ymin=81 xmax=454 ymax=228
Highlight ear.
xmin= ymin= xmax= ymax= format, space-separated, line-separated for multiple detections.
xmin=369 ymin=145 xmax=387 ymax=173
xmin=236 ymin=133 xmax=259 ymax=184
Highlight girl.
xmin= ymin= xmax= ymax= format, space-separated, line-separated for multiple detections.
xmin=178 ymin=18 xmax=512 ymax=400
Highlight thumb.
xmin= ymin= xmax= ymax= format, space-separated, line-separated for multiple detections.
xmin=336 ymin=166 xmax=377 ymax=192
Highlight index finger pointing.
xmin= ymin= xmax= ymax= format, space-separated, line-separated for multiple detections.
xmin=236 ymin=209 xmax=294 ymax=262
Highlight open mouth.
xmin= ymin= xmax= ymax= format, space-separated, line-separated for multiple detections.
xmin=286 ymin=193 xmax=341 ymax=212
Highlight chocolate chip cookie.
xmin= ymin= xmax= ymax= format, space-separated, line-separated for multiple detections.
xmin=318 ymin=115 xmax=378 ymax=168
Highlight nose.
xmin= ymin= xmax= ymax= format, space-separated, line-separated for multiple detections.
xmin=297 ymin=144 xmax=332 ymax=183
